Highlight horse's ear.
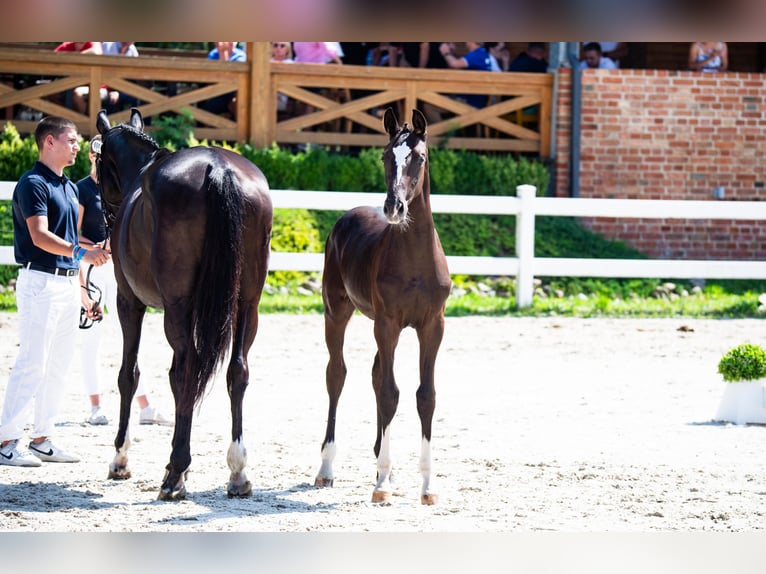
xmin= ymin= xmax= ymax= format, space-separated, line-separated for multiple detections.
xmin=129 ymin=108 xmax=144 ymax=132
xmin=383 ymin=107 xmax=399 ymax=138
xmin=412 ymin=109 xmax=427 ymax=137
xmin=96 ymin=109 xmax=110 ymax=135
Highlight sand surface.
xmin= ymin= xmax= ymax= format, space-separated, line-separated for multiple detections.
xmin=1 ymin=311 xmax=765 ymax=532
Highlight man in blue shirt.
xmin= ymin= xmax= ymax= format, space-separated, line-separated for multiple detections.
xmin=0 ymin=116 xmax=110 ymax=467
xmin=201 ymin=41 xmax=247 ymax=118
xmin=439 ymin=42 xmax=493 ymax=108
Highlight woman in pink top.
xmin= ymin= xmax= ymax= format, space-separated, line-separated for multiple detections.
xmin=293 ymin=42 xmax=342 ymax=64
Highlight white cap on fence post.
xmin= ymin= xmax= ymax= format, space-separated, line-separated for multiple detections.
xmin=515 ymin=185 xmax=536 ymax=309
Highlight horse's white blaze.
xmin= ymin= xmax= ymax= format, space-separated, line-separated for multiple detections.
xmin=318 ymin=441 xmax=337 ymax=481
xmin=420 ymin=436 xmax=432 ymax=497
xmin=374 ymin=426 xmax=393 ymax=493
xmin=226 ymin=438 xmax=247 ymax=474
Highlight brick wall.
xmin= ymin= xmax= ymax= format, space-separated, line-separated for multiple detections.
xmin=554 ymin=68 xmax=766 ymax=260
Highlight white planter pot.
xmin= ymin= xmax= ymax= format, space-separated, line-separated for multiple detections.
xmin=715 ymin=379 xmax=766 ymax=424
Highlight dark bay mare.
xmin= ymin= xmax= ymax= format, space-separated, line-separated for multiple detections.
xmin=95 ymin=109 xmax=273 ymax=500
xmin=315 ymin=108 xmax=451 ymax=504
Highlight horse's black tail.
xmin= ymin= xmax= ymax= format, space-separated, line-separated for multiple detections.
xmin=186 ymin=164 xmax=244 ymax=408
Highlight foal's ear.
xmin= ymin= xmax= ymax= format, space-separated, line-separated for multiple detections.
xmin=383 ymin=107 xmax=399 ymax=138
xmin=411 ymin=109 xmax=427 ymax=137
xmin=96 ymin=109 xmax=110 ymax=135
xmin=129 ymin=107 xmax=144 ymax=132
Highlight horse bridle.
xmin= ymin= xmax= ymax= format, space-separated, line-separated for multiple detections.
xmin=79 ymin=264 xmax=103 ymax=329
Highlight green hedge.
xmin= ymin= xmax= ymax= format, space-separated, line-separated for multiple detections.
xmin=0 ymin=121 xmax=578 ymax=288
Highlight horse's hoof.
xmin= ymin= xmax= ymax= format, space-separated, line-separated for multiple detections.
xmin=157 ymin=484 xmax=187 ymax=501
xmin=107 ymin=466 xmax=132 ymax=480
xmin=227 ymin=481 xmax=252 ymax=498
xmin=421 ymin=493 xmax=439 ymax=505
xmin=314 ymin=476 xmax=334 ymax=488
xmin=371 ymin=489 xmax=391 ymax=504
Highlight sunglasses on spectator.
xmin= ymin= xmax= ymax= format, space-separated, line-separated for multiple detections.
xmin=272 ymin=43 xmax=289 ymax=48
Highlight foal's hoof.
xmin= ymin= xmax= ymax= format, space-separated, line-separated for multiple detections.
xmin=371 ymin=489 xmax=391 ymax=504
xmin=107 ymin=465 xmax=131 ymax=480
xmin=314 ymin=476 xmax=334 ymax=488
xmin=158 ymin=483 xmax=187 ymax=501
xmin=421 ymin=493 xmax=439 ymax=505
xmin=227 ymin=480 xmax=252 ymax=498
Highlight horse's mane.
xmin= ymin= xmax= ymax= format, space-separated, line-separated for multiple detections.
xmin=111 ymin=122 xmax=160 ymax=151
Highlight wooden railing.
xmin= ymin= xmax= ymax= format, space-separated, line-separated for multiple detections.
xmin=0 ymin=44 xmax=553 ymax=155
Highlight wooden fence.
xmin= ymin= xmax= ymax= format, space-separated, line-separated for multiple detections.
xmin=3 ymin=183 xmax=766 ymax=308
xmin=0 ymin=43 xmax=552 ymax=155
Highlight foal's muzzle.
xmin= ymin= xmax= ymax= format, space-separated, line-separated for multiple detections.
xmin=384 ymin=192 xmax=407 ymax=225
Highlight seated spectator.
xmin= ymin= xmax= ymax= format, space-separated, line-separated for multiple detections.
xmin=100 ymin=42 xmax=139 ymax=112
xmin=688 ymin=42 xmax=728 ymax=72
xmin=400 ymin=42 xmax=447 ymax=69
xmin=200 ymin=42 xmax=246 ymax=119
xmin=439 ymin=42 xmax=493 ymax=108
xmin=371 ymin=43 xmax=401 ymax=67
xmin=54 ymin=42 xmax=104 ymax=113
xmin=580 ymin=42 xmax=617 ymax=70
xmin=582 ymin=42 xmax=627 ymax=68
xmin=340 ymin=42 xmax=379 ymax=66
xmin=271 ymin=42 xmax=294 ymax=117
xmin=508 ymin=42 xmax=548 ymax=73
xmin=486 ymin=42 xmax=510 ymax=72
xmin=271 ymin=41 xmax=294 ymax=63
xmin=293 ymin=42 xmax=343 ymax=64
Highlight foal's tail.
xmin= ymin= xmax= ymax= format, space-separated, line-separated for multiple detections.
xmin=186 ymin=164 xmax=244 ymax=408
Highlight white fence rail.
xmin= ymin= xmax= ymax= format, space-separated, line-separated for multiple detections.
xmin=2 ymin=182 xmax=766 ymax=308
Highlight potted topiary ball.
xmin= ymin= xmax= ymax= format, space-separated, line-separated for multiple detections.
xmin=715 ymin=343 xmax=766 ymax=425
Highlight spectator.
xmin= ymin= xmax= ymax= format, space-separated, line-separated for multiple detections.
xmin=340 ymin=42 xmax=378 ymax=66
xmin=100 ymin=42 xmax=140 ymax=112
xmin=439 ymin=42 xmax=493 ymax=108
xmin=486 ymin=42 xmax=510 ymax=72
xmin=293 ymin=42 xmax=343 ymax=64
xmin=371 ymin=43 xmax=401 ymax=67
xmin=400 ymin=42 xmax=447 ymax=69
xmin=508 ymin=42 xmax=548 ymax=73
xmin=583 ymin=42 xmax=628 ymax=68
xmin=200 ymin=42 xmax=246 ymax=119
xmin=53 ymin=42 xmax=104 ymax=114
xmin=76 ymin=136 xmax=172 ymax=427
xmin=271 ymin=42 xmax=294 ymax=118
xmin=270 ymin=41 xmax=294 ymax=63
xmin=688 ymin=42 xmax=728 ymax=72
xmin=580 ymin=42 xmax=617 ymax=70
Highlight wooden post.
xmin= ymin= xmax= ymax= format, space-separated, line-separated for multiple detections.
xmin=248 ymin=42 xmax=272 ymax=147
xmin=515 ymin=184 xmax=536 ymax=308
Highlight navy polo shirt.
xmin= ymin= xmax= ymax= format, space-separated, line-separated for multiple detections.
xmin=76 ymin=176 xmax=107 ymax=244
xmin=13 ymin=161 xmax=80 ymax=270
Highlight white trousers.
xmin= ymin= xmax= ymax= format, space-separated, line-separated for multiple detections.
xmin=0 ymin=268 xmax=79 ymax=442
xmin=79 ymin=260 xmax=147 ymax=398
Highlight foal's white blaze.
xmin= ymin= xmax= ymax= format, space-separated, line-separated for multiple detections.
xmin=392 ymin=139 xmax=411 ymax=186
xmin=374 ymin=425 xmax=394 ymax=495
xmin=317 ymin=441 xmax=337 ymax=482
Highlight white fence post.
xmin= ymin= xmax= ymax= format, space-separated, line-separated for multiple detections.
xmin=515 ymin=184 xmax=536 ymax=308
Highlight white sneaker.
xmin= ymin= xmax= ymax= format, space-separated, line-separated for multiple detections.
xmin=87 ymin=406 xmax=108 ymax=426
xmin=28 ymin=439 xmax=80 ymax=463
xmin=0 ymin=439 xmax=42 ymax=467
xmin=140 ymin=406 xmax=174 ymax=427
